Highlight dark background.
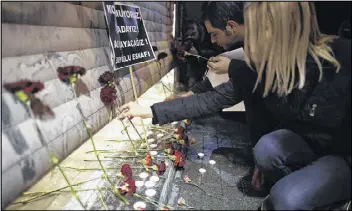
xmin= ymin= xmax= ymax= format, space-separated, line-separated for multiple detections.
xmin=180 ymin=1 xmax=351 ymax=36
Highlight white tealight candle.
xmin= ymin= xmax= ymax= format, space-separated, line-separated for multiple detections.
xmin=135 ymin=181 xmax=145 ymax=187
xmin=157 ymin=133 xmax=164 ymax=138
xmin=144 ymin=181 xmax=156 ymax=188
xmin=171 ymin=122 xmax=178 ymax=125
xmin=133 ymin=201 xmax=146 ymax=210
xmin=145 ymin=189 xmax=157 ymax=197
xmin=209 ymin=160 xmax=216 ymax=165
xmin=198 ymin=153 xmax=205 ymax=158
xmin=150 ymin=151 xmax=158 ymax=156
xmin=150 ymin=175 xmax=160 ymax=182
xmin=150 ymin=144 xmax=158 ymax=148
xmin=147 ymin=138 xmax=155 ymax=143
xmin=199 ymin=168 xmax=206 ymax=173
xmin=139 ymin=172 xmax=149 ymax=179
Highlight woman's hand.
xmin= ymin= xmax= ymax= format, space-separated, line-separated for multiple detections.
xmin=207 ymin=56 xmax=231 ymax=74
xmin=118 ymin=102 xmax=153 ymax=119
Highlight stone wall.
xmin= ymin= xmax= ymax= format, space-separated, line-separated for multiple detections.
xmin=1 ymin=2 xmax=174 ymax=207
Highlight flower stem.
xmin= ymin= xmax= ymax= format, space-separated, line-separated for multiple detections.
xmin=134 ymin=193 xmax=173 ymax=209
xmin=61 ymin=166 xmax=144 ymax=171
xmin=97 ymin=189 xmax=109 ymax=210
xmin=71 ymin=84 xmax=129 ymax=205
xmin=120 ymin=119 xmax=139 ymax=155
xmin=85 ymin=149 xmax=148 ymax=154
xmin=50 ymin=153 xmax=87 ymax=210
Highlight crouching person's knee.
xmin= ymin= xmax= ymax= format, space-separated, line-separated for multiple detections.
xmin=253 ymin=129 xmax=290 ymax=171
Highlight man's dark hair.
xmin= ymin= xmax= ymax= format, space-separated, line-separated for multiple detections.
xmin=202 ymin=2 xmax=245 ymax=30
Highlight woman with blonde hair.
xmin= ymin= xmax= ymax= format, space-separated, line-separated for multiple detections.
xmin=119 ymin=2 xmax=351 ymax=210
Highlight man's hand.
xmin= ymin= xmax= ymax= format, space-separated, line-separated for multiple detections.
xmin=118 ymin=102 xmax=153 ymax=119
xmin=207 ymin=56 xmax=231 ymax=74
xmin=164 ymin=91 xmax=194 ymax=101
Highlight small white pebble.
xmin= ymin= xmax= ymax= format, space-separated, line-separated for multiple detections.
xmin=145 ymin=189 xmax=157 ymax=197
xmin=139 ymin=172 xmax=149 ymax=179
xmin=147 ymin=138 xmax=155 ymax=143
xmin=209 ymin=160 xmax=216 ymax=165
xmin=157 ymin=133 xmax=164 ymax=138
xmin=150 ymin=151 xmax=158 ymax=156
xmin=150 ymin=175 xmax=160 ymax=182
xmin=147 ymin=131 xmax=154 ymax=136
xmin=133 ymin=201 xmax=146 ymax=210
xmin=199 ymin=168 xmax=206 ymax=173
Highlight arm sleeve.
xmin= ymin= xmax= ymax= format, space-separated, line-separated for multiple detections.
xmin=151 ymin=80 xmax=244 ymax=125
xmin=190 ymin=77 xmax=213 ymax=94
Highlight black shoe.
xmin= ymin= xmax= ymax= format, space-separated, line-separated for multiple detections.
xmin=236 ymin=167 xmax=269 ymax=198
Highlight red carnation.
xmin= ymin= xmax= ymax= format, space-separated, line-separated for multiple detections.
xmin=157 ymin=160 xmax=166 ymax=176
xmin=98 ymin=71 xmax=115 ymax=85
xmin=119 ymin=179 xmax=136 ymax=196
xmin=57 ymin=66 xmax=86 ymax=84
xmin=121 ymin=164 xmax=133 ymax=181
xmin=100 ymin=85 xmax=117 ymax=106
xmin=175 ymin=126 xmax=184 ymax=136
xmin=4 ymin=80 xmax=44 ymax=94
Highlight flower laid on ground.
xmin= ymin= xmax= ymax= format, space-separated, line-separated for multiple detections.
xmin=100 ymin=85 xmax=117 ymax=106
xmin=174 ymin=151 xmax=185 ymax=169
xmin=183 ymin=175 xmax=192 ymax=183
xmin=190 ymin=138 xmax=196 ymax=145
xmin=177 ymin=197 xmax=194 ymax=208
xmin=121 ymin=164 xmax=133 ymax=182
xmin=145 ymin=153 xmax=153 ymax=166
xmin=157 ymin=160 xmax=166 ymax=176
xmin=183 ymin=119 xmax=191 ymax=125
xmin=164 ymin=148 xmax=174 ymax=155
xmin=177 ymin=197 xmax=186 ymax=207
xmin=57 ymin=66 xmax=86 ymax=85
xmin=118 ymin=179 xmax=136 ymax=196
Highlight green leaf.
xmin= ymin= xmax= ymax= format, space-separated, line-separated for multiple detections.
xmin=50 ymin=153 xmax=59 ymax=165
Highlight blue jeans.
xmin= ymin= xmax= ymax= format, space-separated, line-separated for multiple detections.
xmin=254 ymin=129 xmax=351 ymax=210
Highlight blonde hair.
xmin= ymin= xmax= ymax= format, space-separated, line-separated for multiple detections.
xmin=244 ymin=2 xmax=341 ymax=97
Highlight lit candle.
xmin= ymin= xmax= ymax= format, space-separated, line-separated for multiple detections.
xmin=150 ymin=175 xmax=160 ymax=182
xmin=199 ymin=168 xmax=206 ymax=174
xmin=144 ymin=181 xmax=156 ymax=188
xmin=147 ymin=138 xmax=155 ymax=143
xmin=209 ymin=160 xmax=216 ymax=165
xmin=145 ymin=189 xmax=157 ymax=197
xmin=198 ymin=153 xmax=205 ymax=159
xmin=139 ymin=172 xmax=149 ymax=179
xmin=133 ymin=201 xmax=146 ymax=210
xmin=150 ymin=151 xmax=158 ymax=156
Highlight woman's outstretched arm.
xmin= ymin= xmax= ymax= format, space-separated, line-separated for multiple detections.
xmin=119 ymin=80 xmax=244 ymax=125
